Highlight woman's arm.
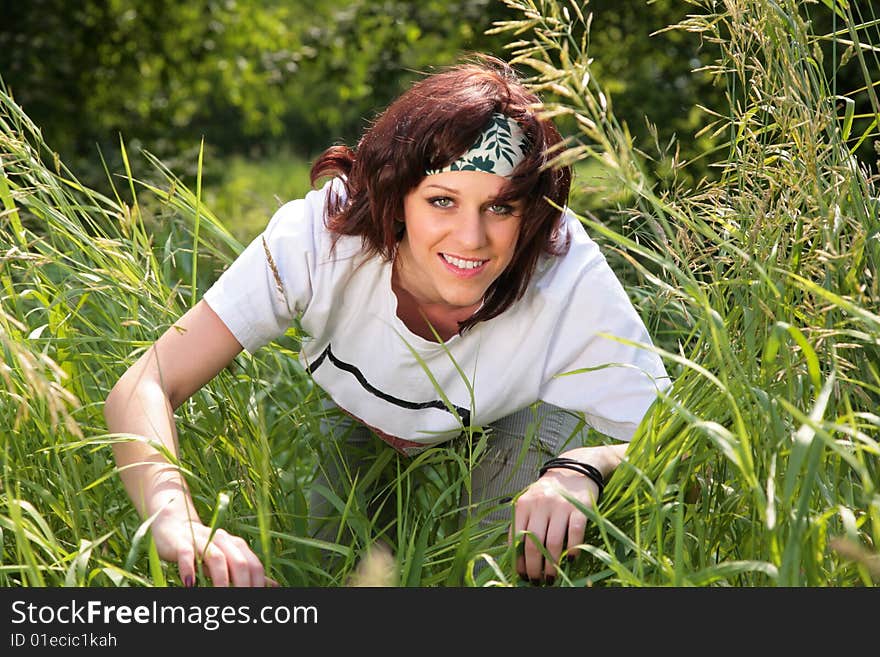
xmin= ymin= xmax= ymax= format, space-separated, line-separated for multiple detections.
xmin=512 ymin=443 xmax=628 ymax=583
xmin=104 ymin=299 xmax=267 ymax=587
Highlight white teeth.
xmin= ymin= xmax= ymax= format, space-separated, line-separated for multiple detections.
xmin=442 ymin=254 xmax=485 ymax=270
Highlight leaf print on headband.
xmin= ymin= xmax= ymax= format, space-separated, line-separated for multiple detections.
xmin=425 ymin=112 xmax=529 ymax=178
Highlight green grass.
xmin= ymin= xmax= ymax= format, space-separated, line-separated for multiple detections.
xmin=1 ymin=0 xmax=878 ymax=587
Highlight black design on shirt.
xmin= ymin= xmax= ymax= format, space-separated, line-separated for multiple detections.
xmin=306 ymin=344 xmax=471 ymax=426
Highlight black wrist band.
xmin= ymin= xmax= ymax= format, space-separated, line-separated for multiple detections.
xmin=539 ymin=457 xmax=605 ymax=504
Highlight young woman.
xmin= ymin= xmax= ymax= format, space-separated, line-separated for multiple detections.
xmin=104 ymin=55 xmax=669 ymax=587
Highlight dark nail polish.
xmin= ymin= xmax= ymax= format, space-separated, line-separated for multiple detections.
xmin=545 ymin=576 xmax=555 ymax=586
xmin=184 ymin=575 xmax=194 ymax=588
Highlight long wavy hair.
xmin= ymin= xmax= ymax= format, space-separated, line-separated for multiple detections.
xmin=310 ymin=54 xmax=572 ymax=332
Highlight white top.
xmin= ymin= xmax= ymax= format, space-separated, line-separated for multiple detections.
xmin=203 ymin=180 xmax=670 ymax=455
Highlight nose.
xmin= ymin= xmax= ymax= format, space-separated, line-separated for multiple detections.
xmin=454 ymin=206 xmax=488 ymax=251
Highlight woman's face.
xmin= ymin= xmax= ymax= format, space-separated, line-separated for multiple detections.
xmin=396 ymin=170 xmax=521 ymax=313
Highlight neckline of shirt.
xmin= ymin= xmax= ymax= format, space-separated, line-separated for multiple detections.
xmin=381 ymin=257 xmax=463 ymax=352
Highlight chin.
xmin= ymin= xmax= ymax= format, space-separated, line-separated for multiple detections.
xmin=442 ymin=292 xmax=485 ymax=309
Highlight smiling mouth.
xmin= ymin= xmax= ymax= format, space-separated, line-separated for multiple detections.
xmin=440 ymin=253 xmax=488 ymax=270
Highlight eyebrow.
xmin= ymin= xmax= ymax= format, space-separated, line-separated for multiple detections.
xmin=422 ymin=183 xmax=520 ymax=205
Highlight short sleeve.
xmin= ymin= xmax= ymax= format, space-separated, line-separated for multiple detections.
xmin=202 ymin=188 xmax=328 ymax=354
xmin=539 ymin=246 xmax=671 ymax=441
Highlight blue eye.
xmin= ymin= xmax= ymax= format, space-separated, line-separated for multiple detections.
xmin=429 ymin=197 xmax=454 ymax=208
xmin=488 ymin=203 xmax=513 ymax=215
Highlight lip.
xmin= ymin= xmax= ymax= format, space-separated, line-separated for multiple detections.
xmin=438 ymin=253 xmax=489 ymax=278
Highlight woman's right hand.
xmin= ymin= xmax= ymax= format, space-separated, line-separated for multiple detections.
xmin=149 ymin=514 xmax=270 ymax=587
xmin=105 ymin=300 xmax=275 ymax=587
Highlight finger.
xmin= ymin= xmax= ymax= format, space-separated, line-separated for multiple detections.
xmin=210 ymin=530 xmax=253 ymax=587
xmin=231 ymin=535 xmax=266 ymax=588
xmin=511 ymin=497 xmax=529 ymax=545
xmin=512 ymin=499 xmax=529 ymax=580
xmin=543 ymin=513 xmax=569 ymax=580
xmin=200 ymin=540 xmax=231 ymax=587
xmin=566 ymin=511 xmax=588 ymax=560
xmin=524 ymin=514 xmax=549 ymax=582
xmin=176 ymin=544 xmax=198 ymax=588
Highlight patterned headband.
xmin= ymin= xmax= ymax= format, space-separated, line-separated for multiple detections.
xmin=425 ymin=112 xmax=530 ymax=178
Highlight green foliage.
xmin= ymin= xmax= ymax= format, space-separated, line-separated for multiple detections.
xmin=275 ymin=0 xmax=513 ymax=152
xmin=2 ymin=0 xmax=763 ymax=185
xmin=2 ymin=2 xmax=304 ymax=160
xmin=203 ymin=150 xmax=314 ymax=243
xmin=0 ymin=0 xmax=511 ymax=182
xmin=493 ymin=0 xmax=879 ymax=585
xmin=1 ymin=0 xmax=878 ymax=587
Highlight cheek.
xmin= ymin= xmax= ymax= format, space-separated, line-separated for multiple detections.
xmin=404 ymin=220 xmax=441 ymax=255
xmin=496 ymin=222 xmax=521 ymax=263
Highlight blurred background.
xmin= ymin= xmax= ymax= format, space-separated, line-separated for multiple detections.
xmin=0 ymin=0 xmax=731 ymax=242
xmin=4 ymin=0 xmax=874 ymax=242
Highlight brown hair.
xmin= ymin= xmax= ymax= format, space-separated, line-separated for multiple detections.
xmin=310 ymin=54 xmax=571 ymax=332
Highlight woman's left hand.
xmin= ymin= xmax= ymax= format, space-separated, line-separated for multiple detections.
xmin=511 ymin=466 xmax=600 ymax=583
xmin=510 ymin=443 xmax=627 ymax=583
